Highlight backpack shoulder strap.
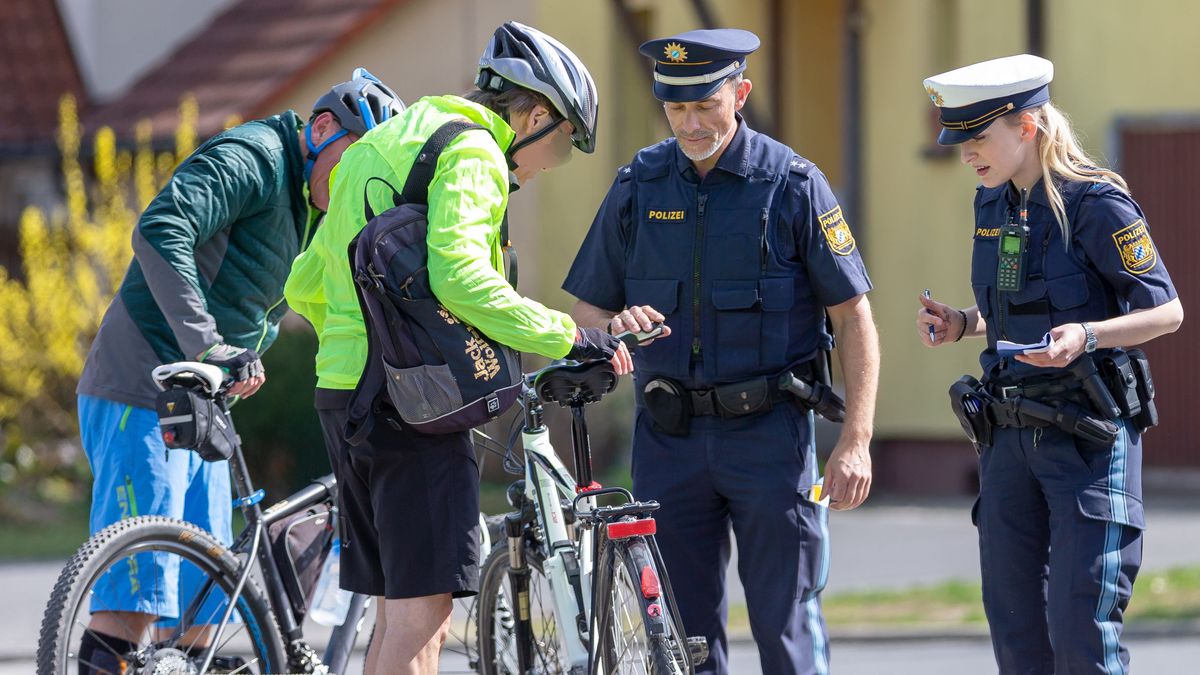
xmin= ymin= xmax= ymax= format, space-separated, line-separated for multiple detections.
xmin=400 ymin=120 xmax=486 ymax=206
xmin=361 ymin=120 xmax=486 ymax=221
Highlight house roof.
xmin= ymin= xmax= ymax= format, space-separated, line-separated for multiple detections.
xmin=86 ymin=0 xmax=402 ymax=140
xmin=0 ymin=0 xmax=88 ymax=149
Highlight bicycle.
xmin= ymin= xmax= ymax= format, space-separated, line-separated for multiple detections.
xmin=37 ymin=361 xmax=495 ymax=674
xmin=474 ymin=356 xmax=708 ymax=675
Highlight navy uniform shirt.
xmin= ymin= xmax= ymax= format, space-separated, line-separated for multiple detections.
xmin=564 ymin=117 xmax=872 ymax=386
xmin=971 ymin=178 xmax=1176 ymax=378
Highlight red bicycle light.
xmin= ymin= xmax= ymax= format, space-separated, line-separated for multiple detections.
xmin=162 ymin=430 xmax=176 ymax=444
xmin=640 ymin=565 xmax=661 ymax=599
xmin=606 ymin=518 xmax=656 ymax=540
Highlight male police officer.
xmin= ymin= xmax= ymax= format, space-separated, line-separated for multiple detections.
xmin=564 ymin=30 xmax=880 ymax=674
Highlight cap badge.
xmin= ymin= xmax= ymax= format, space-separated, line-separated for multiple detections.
xmin=664 ymin=42 xmax=688 ymax=63
xmin=925 ymin=85 xmax=944 ymax=107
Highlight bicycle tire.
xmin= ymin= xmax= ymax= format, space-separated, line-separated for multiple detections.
xmin=442 ymin=513 xmax=508 ymax=671
xmin=37 ymin=515 xmax=286 ymax=674
xmin=597 ymin=537 xmax=688 ymax=675
xmin=476 ymin=540 xmax=572 ymax=675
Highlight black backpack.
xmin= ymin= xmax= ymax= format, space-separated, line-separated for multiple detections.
xmin=345 ymin=120 xmax=522 ymax=443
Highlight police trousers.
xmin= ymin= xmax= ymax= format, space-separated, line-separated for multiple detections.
xmin=631 ymin=403 xmax=831 ymax=675
xmin=975 ymin=420 xmax=1144 ymax=674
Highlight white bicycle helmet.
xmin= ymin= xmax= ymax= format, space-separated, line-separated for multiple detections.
xmin=475 ymin=21 xmax=599 ymax=154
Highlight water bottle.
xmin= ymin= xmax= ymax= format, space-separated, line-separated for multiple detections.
xmin=309 ymin=537 xmax=352 ymax=626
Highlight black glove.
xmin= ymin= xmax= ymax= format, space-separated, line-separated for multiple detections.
xmin=201 ymin=344 xmax=264 ymax=383
xmin=565 ymin=327 xmax=621 ymax=362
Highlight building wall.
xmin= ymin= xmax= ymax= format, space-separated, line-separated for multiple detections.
xmin=863 ymin=0 xmax=1027 ymax=438
xmin=57 ymin=0 xmax=237 ymax=102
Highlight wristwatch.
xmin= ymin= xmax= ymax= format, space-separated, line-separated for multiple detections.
xmin=1081 ymin=322 xmax=1098 ymax=353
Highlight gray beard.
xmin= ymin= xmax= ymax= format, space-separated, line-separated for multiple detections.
xmin=677 ymin=131 xmax=726 ymax=162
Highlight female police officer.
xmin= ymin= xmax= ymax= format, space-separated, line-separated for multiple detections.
xmin=916 ymin=54 xmax=1182 ymax=674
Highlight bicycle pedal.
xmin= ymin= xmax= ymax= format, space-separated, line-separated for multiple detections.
xmin=687 ymin=636 xmax=709 ymax=666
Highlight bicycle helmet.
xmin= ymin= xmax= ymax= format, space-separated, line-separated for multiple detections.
xmin=305 ymin=68 xmax=405 ymax=181
xmin=475 ymin=22 xmax=599 ymax=154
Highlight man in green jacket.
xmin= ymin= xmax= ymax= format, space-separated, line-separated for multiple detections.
xmin=74 ymin=70 xmax=402 ymax=675
xmin=286 ymin=23 xmax=627 ymax=675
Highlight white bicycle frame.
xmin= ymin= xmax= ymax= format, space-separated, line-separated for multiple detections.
xmin=520 ymin=423 xmax=596 ymax=671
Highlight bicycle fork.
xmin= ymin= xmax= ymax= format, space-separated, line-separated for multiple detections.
xmin=504 ymin=512 xmax=536 ymax=673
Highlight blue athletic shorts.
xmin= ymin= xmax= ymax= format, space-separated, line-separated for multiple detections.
xmin=79 ymin=394 xmax=234 ymax=622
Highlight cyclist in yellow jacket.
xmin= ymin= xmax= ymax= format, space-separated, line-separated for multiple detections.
xmin=286 ymin=22 xmax=639 ymax=674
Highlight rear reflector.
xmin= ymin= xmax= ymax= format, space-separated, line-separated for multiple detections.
xmin=606 ymin=518 xmax=656 ymax=540
xmin=641 ymin=566 xmax=661 ymax=599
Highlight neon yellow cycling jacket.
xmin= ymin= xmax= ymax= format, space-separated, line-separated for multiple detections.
xmin=285 ymin=95 xmax=576 ymax=390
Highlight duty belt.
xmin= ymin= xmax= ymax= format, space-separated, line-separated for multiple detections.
xmin=688 ymin=379 xmax=795 ymax=417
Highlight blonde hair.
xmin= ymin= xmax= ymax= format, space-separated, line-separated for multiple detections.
xmin=1007 ymin=103 xmax=1129 ymax=243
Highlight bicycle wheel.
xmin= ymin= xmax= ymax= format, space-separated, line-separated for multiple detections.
xmin=597 ymin=537 xmax=687 ymax=675
xmin=443 ymin=513 xmax=507 ymax=672
xmin=38 ymin=516 xmax=285 ymax=674
xmin=476 ymin=541 xmax=571 ymax=674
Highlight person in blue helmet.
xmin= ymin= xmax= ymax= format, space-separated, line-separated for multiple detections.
xmin=918 ymin=54 xmax=1183 ymax=674
xmin=564 ymin=28 xmax=880 ymax=675
xmin=72 ymin=69 xmax=402 ymax=675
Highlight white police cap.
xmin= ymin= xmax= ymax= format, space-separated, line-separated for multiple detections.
xmin=923 ymin=54 xmax=1053 ymax=145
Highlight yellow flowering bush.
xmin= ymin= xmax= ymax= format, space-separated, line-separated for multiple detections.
xmin=0 ymin=95 xmax=198 ymax=504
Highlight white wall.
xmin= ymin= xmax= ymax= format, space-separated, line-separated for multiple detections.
xmin=57 ymin=0 xmax=237 ymax=103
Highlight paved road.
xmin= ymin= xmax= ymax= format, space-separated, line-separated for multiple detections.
xmin=5 ymin=635 xmax=1198 ymax=673
xmin=5 ymin=497 xmax=1197 ymax=672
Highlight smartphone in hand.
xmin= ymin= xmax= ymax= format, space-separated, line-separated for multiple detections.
xmin=614 ymin=321 xmax=665 ymax=349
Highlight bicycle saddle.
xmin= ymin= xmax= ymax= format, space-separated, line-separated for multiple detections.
xmin=533 ymin=359 xmax=618 ymax=406
xmin=152 ymin=361 xmax=225 ymax=395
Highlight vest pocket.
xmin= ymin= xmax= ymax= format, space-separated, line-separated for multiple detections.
xmin=759 ymin=278 xmax=794 ymax=367
xmin=625 ymin=278 xmax=680 ymax=313
xmin=713 ymin=280 xmax=761 ymax=378
xmin=625 ymin=278 xmax=682 ymax=372
xmin=1047 ymin=272 xmax=1089 ymax=310
xmin=1001 ymin=277 xmax=1051 ymax=339
xmin=711 ymin=279 xmax=794 ymax=378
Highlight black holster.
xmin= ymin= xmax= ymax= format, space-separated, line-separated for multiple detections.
xmin=1126 ymin=348 xmax=1158 ymax=432
xmin=643 ymin=377 xmax=692 ymax=436
xmin=948 ymin=375 xmax=993 ymax=448
xmin=778 ymin=372 xmax=846 ymax=422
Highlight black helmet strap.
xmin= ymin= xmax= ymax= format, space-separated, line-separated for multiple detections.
xmin=505 ymin=116 xmax=564 ymax=167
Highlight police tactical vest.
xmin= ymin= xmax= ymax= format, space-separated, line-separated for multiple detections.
xmin=621 ymin=135 xmax=810 ymax=384
xmin=970 ymin=181 xmax=1136 ymax=378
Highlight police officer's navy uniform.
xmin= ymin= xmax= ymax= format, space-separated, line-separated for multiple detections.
xmin=565 ymin=29 xmax=872 ymax=675
xmin=926 ymin=55 xmax=1178 ymax=674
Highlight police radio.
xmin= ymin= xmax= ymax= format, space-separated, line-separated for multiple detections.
xmin=997 ymin=188 xmax=1030 ymax=292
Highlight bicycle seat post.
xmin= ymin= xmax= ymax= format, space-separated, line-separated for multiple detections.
xmin=569 ymin=403 xmax=595 ymax=492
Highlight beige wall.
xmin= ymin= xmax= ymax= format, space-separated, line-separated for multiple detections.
xmin=1046 ymin=0 xmax=1200 ymax=161
xmin=862 ymin=0 xmax=1027 ymax=437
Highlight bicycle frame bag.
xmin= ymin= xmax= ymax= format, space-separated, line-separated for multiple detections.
xmin=345 ymin=120 xmax=522 ymax=443
xmin=154 ymin=386 xmax=238 ymax=462
xmin=268 ymin=503 xmax=334 ymax=617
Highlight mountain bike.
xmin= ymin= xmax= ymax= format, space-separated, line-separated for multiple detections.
xmin=37 ymin=361 xmax=494 ymax=674
xmin=475 ymin=356 xmax=708 ymax=675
